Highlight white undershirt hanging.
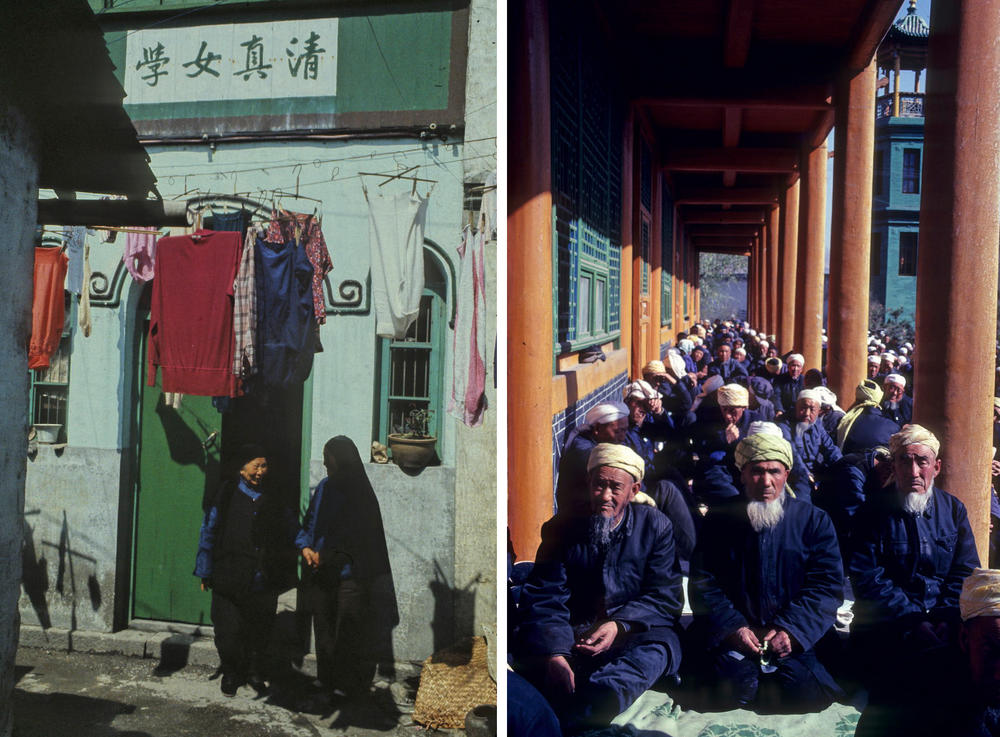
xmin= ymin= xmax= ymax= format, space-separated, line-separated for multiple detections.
xmin=366 ymin=189 xmax=429 ymax=339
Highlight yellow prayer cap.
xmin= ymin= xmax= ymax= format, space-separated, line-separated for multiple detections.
xmin=587 ymin=443 xmax=645 ymax=482
xmin=717 ymin=383 xmax=750 ymax=407
xmin=734 ymin=433 xmax=794 ymax=471
xmin=889 ymin=423 xmax=940 ymax=458
xmin=642 ymin=360 xmax=666 ymax=376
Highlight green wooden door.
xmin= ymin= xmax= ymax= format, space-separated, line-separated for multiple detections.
xmin=132 ymin=336 xmax=220 ymax=624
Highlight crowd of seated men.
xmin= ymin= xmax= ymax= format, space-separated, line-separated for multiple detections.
xmin=509 ymin=320 xmax=1000 ymax=736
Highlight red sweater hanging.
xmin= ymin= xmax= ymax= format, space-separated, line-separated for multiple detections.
xmin=29 ymin=247 xmax=69 ymax=370
xmin=147 ymin=230 xmax=242 ymax=397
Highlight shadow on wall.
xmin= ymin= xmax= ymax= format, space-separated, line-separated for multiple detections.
xmin=21 ymin=510 xmax=51 ymax=629
xmin=21 ymin=509 xmax=102 ymax=631
xmin=429 ymin=559 xmax=476 ymax=654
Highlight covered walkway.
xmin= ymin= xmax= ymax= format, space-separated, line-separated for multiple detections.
xmin=508 ymin=0 xmax=1000 ymax=567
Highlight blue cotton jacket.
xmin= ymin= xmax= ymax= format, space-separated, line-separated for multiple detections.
xmin=516 ymin=505 xmax=683 ymax=661
xmin=777 ymin=416 xmax=842 ymax=475
xmin=688 ymin=495 xmax=843 ymax=652
xmin=772 ymin=373 xmax=804 ymax=415
xmin=849 ymin=485 xmax=980 ymax=631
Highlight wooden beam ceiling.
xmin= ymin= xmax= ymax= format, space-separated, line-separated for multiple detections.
xmin=676 ymin=186 xmax=779 ymax=205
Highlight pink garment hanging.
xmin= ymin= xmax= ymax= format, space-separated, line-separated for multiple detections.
xmin=447 ymin=222 xmax=488 ymax=427
xmin=124 ymin=227 xmax=158 ymax=282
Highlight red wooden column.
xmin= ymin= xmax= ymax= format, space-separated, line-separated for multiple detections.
xmin=913 ymin=0 xmax=1000 ymax=563
xmin=828 ymin=59 xmax=876 ymax=408
xmin=621 ymin=110 xmax=635 ymax=372
xmin=747 ymin=249 xmax=755 ymax=326
xmin=649 ymin=173 xmax=662 ymax=358
xmin=778 ymin=179 xmax=799 ymax=351
xmin=767 ymin=206 xmax=780 ymax=337
xmin=794 ymin=143 xmax=826 ymax=368
xmin=508 ymin=0 xmax=553 ymax=560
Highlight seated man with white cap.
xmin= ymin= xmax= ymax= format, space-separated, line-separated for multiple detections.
xmin=866 ymin=354 xmax=881 ymax=380
xmin=772 ymin=353 xmax=806 ymax=417
xmin=776 ymin=388 xmax=843 ymax=486
xmin=880 ymin=373 xmax=913 ymax=426
xmin=688 ymin=383 xmax=764 ymax=504
xmin=686 ymin=433 xmax=844 ymax=711
xmin=855 ymin=568 xmax=1000 ymax=737
xmin=555 ymin=403 xmax=628 ymax=517
xmin=515 ymin=443 xmax=683 ymax=734
xmin=849 ymin=424 xmax=980 ymax=701
xmin=641 ymin=353 xmax=697 ymax=429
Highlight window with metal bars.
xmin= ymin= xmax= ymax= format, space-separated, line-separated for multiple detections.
xmin=29 ymin=294 xmax=72 ymax=441
xmin=376 ymin=249 xmax=446 ymax=444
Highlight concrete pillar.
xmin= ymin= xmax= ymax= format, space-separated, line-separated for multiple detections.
xmin=508 ymin=0 xmax=553 ymax=560
xmin=794 ymin=143 xmax=826 ymax=369
xmin=828 ymin=60 xmax=877 ymax=409
xmin=0 ymin=100 xmax=38 ymax=737
xmin=767 ymin=207 xmax=780 ymax=337
xmin=913 ymin=0 xmax=1000 ymax=564
xmin=778 ymin=179 xmax=799 ymax=351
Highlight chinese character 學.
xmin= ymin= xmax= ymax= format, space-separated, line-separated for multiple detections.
xmin=234 ymin=34 xmax=272 ymax=81
xmin=286 ymin=31 xmax=325 ymax=80
xmin=136 ymin=42 xmax=170 ymax=87
xmin=182 ymin=41 xmax=222 ymax=78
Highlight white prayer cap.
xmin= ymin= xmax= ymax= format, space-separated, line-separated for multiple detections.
xmin=665 ymin=349 xmax=687 ymax=379
xmin=813 ymin=386 xmax=838 ymax=408
xmin=583 ymin=403 xmax=627 ymax=430
xmin=867 ymin=355 xmax=881 ymax=365
xmin=885 ymin=373 xmax=906 ymax=388
xmin=748 ymin=421 xmax=783 ymax=438
xmin=787 ymin=353 xmax=805 ymax=367
xmin=797 ymin=388 xmax=823 ymax=404
xmin=623 ymin=380 xmax=658 ymax=402
xmin=961 ymin=568 xmax=1000 ymax=621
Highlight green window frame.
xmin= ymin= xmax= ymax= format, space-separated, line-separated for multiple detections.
xmin=902 ymin=148 xmax=921 ymax=194
xmin=375 ymin=250 xmax=446 ymax=443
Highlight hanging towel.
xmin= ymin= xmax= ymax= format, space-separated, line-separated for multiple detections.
xmin=124 ymin=226 xmax=158 ymax=282
xmin=367 ymin=190 xmax=428 ymax=339
xmin=79 ymin=243 xmax=92 ymax=337
xmin=447 ymin=224 xmax=488 ymax=427
xmin=63 ymin=226 xmax=86 ymax=295
xmin=29 ymin=247 xmax=69 ymax=370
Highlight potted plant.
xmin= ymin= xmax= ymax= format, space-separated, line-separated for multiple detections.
xmin=387 ymin=408 xmax=437 ymax=469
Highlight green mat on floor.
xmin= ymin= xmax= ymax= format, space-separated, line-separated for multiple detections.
xmin=605 ymin=689 xmax=865 ymax=737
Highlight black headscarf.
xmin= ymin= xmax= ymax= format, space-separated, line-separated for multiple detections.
xmin=315 ymin=437 xmax=394 ymax=585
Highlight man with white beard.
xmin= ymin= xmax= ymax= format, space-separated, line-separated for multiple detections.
xmin=848 ymin=424 xmax=980 ymax=703
xmin=686 ymin=433 xmax=844 ymax=710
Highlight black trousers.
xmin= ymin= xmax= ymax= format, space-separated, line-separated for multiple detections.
xmin=305 ymin=576 xmax=374 ymax=693
xmin=211 ymin=588 xmax=278 ymax=678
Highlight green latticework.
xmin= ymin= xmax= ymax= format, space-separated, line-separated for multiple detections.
xmin=661 ymin=183 xmax=674 ymax=326
xmin=550 ymin=0 xmax=622 ymax=348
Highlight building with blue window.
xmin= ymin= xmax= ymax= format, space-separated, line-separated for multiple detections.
xmin=871 ymin=1 xmax=929 ymax=323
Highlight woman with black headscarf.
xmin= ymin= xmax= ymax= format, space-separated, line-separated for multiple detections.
xmin=296 ymin=436 xmax=398 ymax=697
xmin=194 ymin=443 xmax=297 ymax=697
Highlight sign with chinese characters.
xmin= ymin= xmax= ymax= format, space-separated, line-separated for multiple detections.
xmin=123 ymin=19 xmax=338 ymax=104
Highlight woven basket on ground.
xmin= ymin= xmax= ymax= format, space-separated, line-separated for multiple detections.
xmin=413 ymin=636 xmax=497 ymax=729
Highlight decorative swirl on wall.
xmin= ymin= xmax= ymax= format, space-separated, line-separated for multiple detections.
xmin=325 ymin=272 xmax=371 ymax=314
xmin=90 ymin=262 xmax=128 ymax=308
